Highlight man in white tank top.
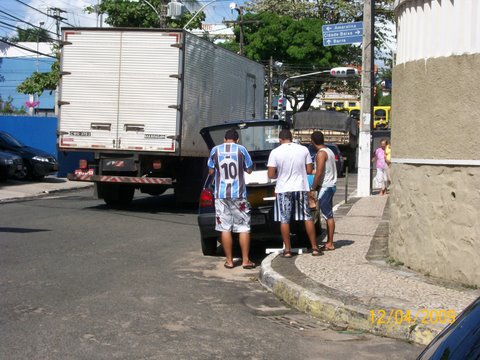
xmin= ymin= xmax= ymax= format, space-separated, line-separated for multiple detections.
xmin=310 ymin=131 xmax=337 ymax=251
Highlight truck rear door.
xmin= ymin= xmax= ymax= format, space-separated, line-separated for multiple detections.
xmin=59 ymin=30 xmax=181 ymax=153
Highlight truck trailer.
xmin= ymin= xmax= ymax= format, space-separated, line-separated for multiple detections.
xmin=58 ymin=28 xmax=265 ymax=205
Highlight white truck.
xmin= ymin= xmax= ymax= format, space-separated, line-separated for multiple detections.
xmin=58 ymin=28 xmax=265 ymax=205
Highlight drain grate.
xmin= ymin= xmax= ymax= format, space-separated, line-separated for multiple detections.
xmin=260 ymin=314 xmax=323 ymax=331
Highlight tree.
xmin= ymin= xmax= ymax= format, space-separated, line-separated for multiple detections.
xmin=16 ymin=46 xmax=60 ymax=98
xmin=9 ymin=27 xmax=52 ymax=43
xmin=85 ymin=0 xmax=205 ymax=29
xmin=222 ymin=12 xmax=361 ymax=113
xmin=246 ymin=0 xmax=395 ymax=56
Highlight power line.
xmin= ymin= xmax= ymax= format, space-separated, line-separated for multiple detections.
xmin=0 ymin=38 xmax=57 ymax=59
xmin=14 ymin=0 xmax=75 ymax=27
xmin=0 ymin=9 xmax=57 ymax=38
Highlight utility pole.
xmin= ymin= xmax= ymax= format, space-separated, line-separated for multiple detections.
xmin=357 ymin=0 xmax=375 ymax=197
xmin=268 ymin=57 xmax=273 ymax=118
xmin=48 ymin=7 xmax=67 ymax=40
xmin=224 ymin=5 xmax=259 ymax=56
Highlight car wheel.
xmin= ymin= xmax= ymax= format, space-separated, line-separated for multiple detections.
xmin=201 ymin=237 xmax=218 ymax=256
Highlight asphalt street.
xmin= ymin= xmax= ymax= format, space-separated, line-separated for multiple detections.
xmin=0 ymin=177 xmax=422 ymax=359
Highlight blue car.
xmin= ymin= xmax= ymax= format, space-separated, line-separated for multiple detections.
xmin=416 ymin=296 xmax=480 ymax=360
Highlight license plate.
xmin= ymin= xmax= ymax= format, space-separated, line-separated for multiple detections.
xmin=251 ymin=214 xmax=266 ymax=225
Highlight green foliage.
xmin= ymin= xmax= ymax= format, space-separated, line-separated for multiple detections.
xmin=0 ymin=96 xmax=27 ymax=114
xmin=377 ymin=93 xmax=391 ymax=106
xmin=85 ymin=0 xmax=204 ymax=29
xmin=221 ymin=11 xmax=361 ymax=112
xmin=9 ymin=27 xmax=52 ymax=42
xmin=246 ymin=0 xmax=395 ymax=57
xmin=16 ymin=45 xmax=60 ymax=97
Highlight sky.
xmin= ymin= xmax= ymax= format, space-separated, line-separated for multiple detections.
xmin=0 ymin=0 xmax=244 ymax=39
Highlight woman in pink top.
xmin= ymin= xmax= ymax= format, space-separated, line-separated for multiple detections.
xmin=372 ymin=139 xmax=388 ymax=195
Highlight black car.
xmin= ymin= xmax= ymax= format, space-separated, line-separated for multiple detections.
xmin=416 ymin=296 xmax=480 ymax=360
xmin=0 ymin=131 xmax=58 ymax=180
xmin=0 ymin=151 xmax=23 ymax=181
xmin=197 ymin=120 xmax=321 ymax=256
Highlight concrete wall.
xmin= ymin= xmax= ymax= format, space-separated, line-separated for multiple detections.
xmin=391 ymin=0 xmax=480 ymax=287
xmin=389 ymin=164 xmax=480 ymax=286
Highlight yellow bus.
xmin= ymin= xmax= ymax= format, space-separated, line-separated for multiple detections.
xmin=346 ymin=106 xmax=391 ymax=129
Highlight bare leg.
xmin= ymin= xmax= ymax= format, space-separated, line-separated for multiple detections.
xmin=280 ymin=223 xmax=292 ymax=253
xmin=221 ymin=231 xmax=234 ymax=266
xmin=304 ymin=219 xmax=317 ymax=250
xmin=238 ymin=232 xmax=252 ymax=266
xmin=325 ymin=218 xmax=335 ymax=249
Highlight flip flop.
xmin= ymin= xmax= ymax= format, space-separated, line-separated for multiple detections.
xmin=312 ymin=248 xmax=323 ymax=256
xmin=280 ymin=251 xmax=292 ymax=258
xmin=242 ymin=262 xmax=256 ymax=269
xmin=224 ymin=262 xmax=235 ymax=269
xmin=319 ymin=245 xmax=335 ymax=251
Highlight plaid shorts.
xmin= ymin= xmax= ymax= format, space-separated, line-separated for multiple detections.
xmin=274 ymin=191 xmax=313 ymax=224
xmin=215 ymin=198 xmax=251 ymax=233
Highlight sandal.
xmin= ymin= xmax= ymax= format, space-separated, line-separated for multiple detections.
xmin=312 ymin=248 xmax=323 ymax=256
xmin=281 ymin=250 xmax=292 ymax=258
xmin=242 ymin=261 xmax=256 ymax=269
xmin=319 ymin=245 xmax=335 ymax=251
xmin=224 ymin=262 xmax=235 ymax=269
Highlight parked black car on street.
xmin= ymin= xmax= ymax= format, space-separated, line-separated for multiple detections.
xmin=0 ymin=131 xmax=58 ymax=180
xmin=0 ymin=151 xmax=23 ymax=181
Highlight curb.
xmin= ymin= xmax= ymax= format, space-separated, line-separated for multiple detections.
xmin=0 ymin=183 xmax=93 ymax=203
xmin=259 ymin=253 xmax=443 ymax=345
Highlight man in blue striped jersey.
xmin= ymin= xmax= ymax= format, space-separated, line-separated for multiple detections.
xmin=207 ymin=129 xmax=255 ymax=269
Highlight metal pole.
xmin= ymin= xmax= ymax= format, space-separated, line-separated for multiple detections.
xmin=183 ymin=0 xmax=216 ymax=30
xmin=345 ymin=166 xmax=349 ymax=204
xmin=357 ymin=0 xmax=374 ymax=197
xmin=238 ymin=6 xmax=244 ymax=56
xmin=268 ymin=57 xmax=273 ymax=118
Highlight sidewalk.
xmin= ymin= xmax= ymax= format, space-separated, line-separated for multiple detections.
xmin=0 ymin=176 xmax=93 ymax=203
xmin=259 ymin=195 xmax=480 ymax=345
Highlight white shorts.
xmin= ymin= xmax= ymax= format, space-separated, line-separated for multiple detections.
xmin=373 ymin=168 xmax=388 ymax=190
xmin=215 ymin=198 xmax=251 ymax=233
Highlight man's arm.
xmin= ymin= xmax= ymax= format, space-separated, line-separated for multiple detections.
xmin=208 ymin=168 xmax=215 ymax=176
xmin=267 ymin=166 xmax=277 ymax=179
xmin=306 ymin=163 xmax=313 ymax=175
xmin=311 ymin=151 xmax=327 ymax=190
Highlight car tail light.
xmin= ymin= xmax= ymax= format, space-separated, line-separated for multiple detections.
xmin=199 ymin=188 xmax=214 ymax=208
xmin=79 ymin=159 xmax=88 ymax=169
xmin=152 ymin=160 xmax=162 ymax=170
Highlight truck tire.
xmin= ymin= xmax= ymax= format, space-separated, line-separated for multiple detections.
xmin=97 ymin=183 xmax=135 ymax=206
xmin=201 ymin=237 xmax=218 ymax=256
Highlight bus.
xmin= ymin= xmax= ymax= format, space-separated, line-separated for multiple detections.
xmin=346 ymin=106 xmax=391 ymax=129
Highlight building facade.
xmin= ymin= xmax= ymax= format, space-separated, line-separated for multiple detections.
xmin=0 ymin=42 xmax=55 ymax=114
xmin=390 ymin=0 xmax=480 ymax=286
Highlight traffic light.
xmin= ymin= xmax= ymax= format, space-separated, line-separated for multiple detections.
xmin=330 ymin=67 xmax=358 ymax=77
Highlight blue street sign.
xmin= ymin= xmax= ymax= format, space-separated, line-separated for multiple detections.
xmin=322 ymin=21 xmax=363 ymax=46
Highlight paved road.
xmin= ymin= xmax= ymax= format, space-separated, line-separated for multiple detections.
xmin=0 ymin=183 xmax=423 ymax=359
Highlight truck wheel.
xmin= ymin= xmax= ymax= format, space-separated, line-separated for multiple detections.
xmin=201 ymin=237 xmax=218 ymax=256
xmin=99 ymin=184 xmax=135 ymax=206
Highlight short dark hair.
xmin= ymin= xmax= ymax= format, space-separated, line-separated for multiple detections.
xmin=311 ymin=131 xmax=324 ymax=145
xmin=225 ymin=129 xmax=239 ymax=141
xmin=279 ymin=129 xmax=292 ymax=141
